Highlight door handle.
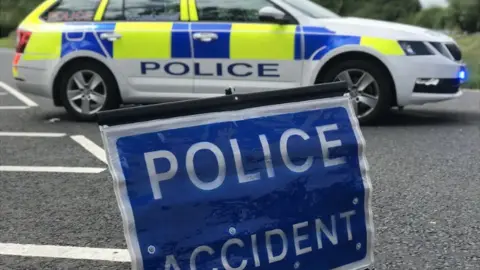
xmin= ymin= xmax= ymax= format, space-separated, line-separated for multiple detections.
xmin=100 ymin=32 xmax=122 ymax=41
xmin=192 ymin=32 xmax=218 ymax=42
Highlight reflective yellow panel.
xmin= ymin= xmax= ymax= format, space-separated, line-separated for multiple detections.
xmin=360 ymin=36 xmax=405 ymax=55
xmin=230 ymin=24 xmax=296 ymax=60
xmin=113 ymin=22 xmax=173 ymax=59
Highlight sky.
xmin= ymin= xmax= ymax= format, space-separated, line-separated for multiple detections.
xmin=420 ymin=0 xmax=448 ymax=7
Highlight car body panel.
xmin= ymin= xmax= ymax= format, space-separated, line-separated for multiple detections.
xmin=13 ymin=0 xmax=465 ymax=109
xmin=315 ymin=17 xmax=457 ymax=43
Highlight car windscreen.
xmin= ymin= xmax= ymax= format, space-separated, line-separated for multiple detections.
xmin=282 ymin=0 xmax=340 ymax=18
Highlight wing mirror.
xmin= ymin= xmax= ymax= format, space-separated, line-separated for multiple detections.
xmin=259 ymin=6 xmax=288 ymax=24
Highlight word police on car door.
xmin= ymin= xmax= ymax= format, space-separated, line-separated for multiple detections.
xmin=141 ymin=61 xmax=281 ymax=78
xmin=99 ymin=93 xmax=374 ymax=270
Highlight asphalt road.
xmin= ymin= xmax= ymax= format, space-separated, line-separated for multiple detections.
xmin=0 ymin=49 xmax=479 ymax=270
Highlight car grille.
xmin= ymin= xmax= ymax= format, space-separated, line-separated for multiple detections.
xmin=445 ymin=43 xmax=462 ymax=61
xmin=413 ymin=78 xmax=460 ymax=94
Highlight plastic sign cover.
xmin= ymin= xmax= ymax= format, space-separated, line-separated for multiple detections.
xmin=100 ymin=96 xmax=374 ymax=270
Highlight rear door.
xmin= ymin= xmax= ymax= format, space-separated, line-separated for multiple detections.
xmin=189 ymin=0 xmax=303 ymax=95
xmin=100 ymin=0 xmax=194 ymax=100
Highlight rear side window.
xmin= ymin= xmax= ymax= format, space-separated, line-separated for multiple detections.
xmin=103 ymin=0 xmax=181 ymax=21
xmin=195 ymin=0 xmax=273 ymax=22
xmin=41 ymin=0 xmax=100 ymax=22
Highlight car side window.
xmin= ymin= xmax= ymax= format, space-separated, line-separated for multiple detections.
xmin=195 ymin=0 xmax=293 ymax=23
xmin=41 ymin=0 xmax=100 ymax=22
xmin=103 ymin=0 xmax=181 ymax=21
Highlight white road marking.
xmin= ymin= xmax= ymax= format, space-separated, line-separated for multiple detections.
xmin=0 ymin=243 xmax=130 ymax=262
xmin=0 ymin=106 xmax=29 ymax=110
xmin=0 ymin=132 xmax=66 ymax=137
xmin=70 ymin=135 xmax=107 ymax=164
xmin=0 ymin=166 xmax=105 ymax=173
xmin=0 ymin=81 xmax=38 ymax=107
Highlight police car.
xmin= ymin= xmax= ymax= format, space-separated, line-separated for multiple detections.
xmin=13 ymin=0 xmax=466 ymax=124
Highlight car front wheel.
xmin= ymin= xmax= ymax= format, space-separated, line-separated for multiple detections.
xmin=318 ymin=59 xmax=394 ymax=125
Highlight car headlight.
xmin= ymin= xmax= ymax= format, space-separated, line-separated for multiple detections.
xmin=398 ymin=41 xmax=433 ymax=56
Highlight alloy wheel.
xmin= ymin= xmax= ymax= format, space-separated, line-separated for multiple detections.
xmin=334 ymin=69 xmax=380 ymax=119
xmin=66 ymin=70 xmax=107 ymax=115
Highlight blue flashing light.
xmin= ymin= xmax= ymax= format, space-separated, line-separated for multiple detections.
xmin=458 ymin=66 xmax=467 ymax=83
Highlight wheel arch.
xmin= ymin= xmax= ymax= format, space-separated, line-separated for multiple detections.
xmin=313 ymin=47 xmax=398 ymax=106
xmin=51 ymin=53 xmax=122 ymax=106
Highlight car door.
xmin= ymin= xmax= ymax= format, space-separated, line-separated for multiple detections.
xmin=189 ymin=0 xmax=303 ymax=95
xmin=100 ymin=0 xmax=194 ymax=100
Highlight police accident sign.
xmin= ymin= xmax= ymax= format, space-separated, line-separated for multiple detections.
xmin=100 ymin=96 xmax=374 ymax=270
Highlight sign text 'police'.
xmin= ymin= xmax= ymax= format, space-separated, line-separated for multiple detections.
xmin=145 ymin=124 xmax=345 ymax=200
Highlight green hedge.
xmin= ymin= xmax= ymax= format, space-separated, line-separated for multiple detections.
xmin=0 ymin=0 xmax=43 ymax=37
xmin=454 ymin=33 xmax=480 ymax=89
xmin=0 ymin=31 xmax=15 ymax=48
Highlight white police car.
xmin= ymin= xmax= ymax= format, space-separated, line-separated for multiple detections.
xmin=13 ymin=0 xmax=466 ymax=124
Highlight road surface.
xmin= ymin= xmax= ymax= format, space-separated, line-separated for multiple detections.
xmin=0 ymin=49 xmax=478 ymax=269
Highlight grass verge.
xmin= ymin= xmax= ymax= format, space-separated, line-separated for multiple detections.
xmin=453 ymin=33 xmax=480 ymax=89
xmin=0 ymin=31 xmax=15 ymax=48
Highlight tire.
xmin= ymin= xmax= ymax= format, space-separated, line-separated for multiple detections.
xmin=58 ymin=60 xmax=120 ymax=121
xmin=317 ymin=59 xmax=394 ymax=125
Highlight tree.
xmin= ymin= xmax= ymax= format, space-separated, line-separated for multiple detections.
xmin=412 ymin=6 xmax=449 ymax=29
xmin=448 ymin=0 xmax=480 ymax=33
xmin=315 ymin=0 xmax=422 ymax=22
xmin=0 ymin=0 xmax=43 ymax=37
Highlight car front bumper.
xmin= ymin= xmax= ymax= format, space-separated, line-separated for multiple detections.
xmin=386 ymin=55 xmax=465 ymax=106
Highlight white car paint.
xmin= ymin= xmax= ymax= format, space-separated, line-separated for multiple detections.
xmin=13 ymin=0 xmax=465 ymax=116
xmin=322 ymin=17 xmax=457 ymax=43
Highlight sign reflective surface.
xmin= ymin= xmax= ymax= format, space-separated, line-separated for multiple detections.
xmin=100 ymin=96 xmax=374 ymax=270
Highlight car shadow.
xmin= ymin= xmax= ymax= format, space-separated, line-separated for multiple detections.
xmin=39 ymin=106 xmax=478 ymax=127
xmin=39 ymin=110 xmax=92 ymax=124
xmin=38 ymin=105 xmax=140 ymax=123
xmin=367 ymin=108 xmax=479 ymax=127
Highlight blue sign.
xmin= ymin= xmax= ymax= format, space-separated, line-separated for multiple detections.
xmin=100 ymin=97 xmax=374 ymax=270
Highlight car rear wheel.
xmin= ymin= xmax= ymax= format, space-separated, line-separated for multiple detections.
xmin=318 ymin=59 xmax=393 ymax=125
xmin=59 ymin=61 xmax=120 ymax=121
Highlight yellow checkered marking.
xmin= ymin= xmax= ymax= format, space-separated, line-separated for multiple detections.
xmin=20 ymin=0 xmax=57 ymax=26
xmin=113 ymin=22 xmax=173 ymax=59
xmin=18 ymin=0 xmax=62 ymax=60
xmin=360 ymin=36 xmax=405 ymax=56
xmin=94 ymin=0 xmax=109 ymax=21
xmin=12 ymin=67 xmax=19 ymax=78
xmin=230 ymin=24 xmax=296 ymax=60
xmin=188 ymin=0 xmax=198 ymax=21
xmin=180 ymin=0 xmax=189 ymax=20
xmin=23 ymin=24 xmax=63 ymax=60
